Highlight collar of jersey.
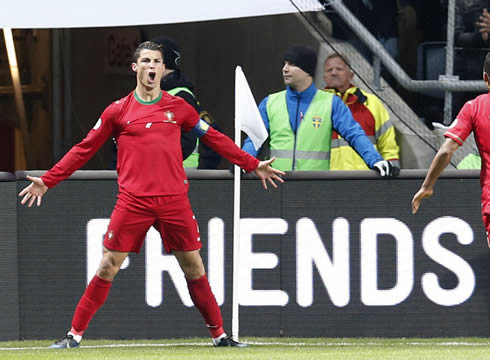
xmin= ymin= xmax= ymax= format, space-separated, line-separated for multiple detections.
xmin=134 ymin=90 xmax=162 ymax=105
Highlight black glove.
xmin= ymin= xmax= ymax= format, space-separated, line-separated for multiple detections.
xmin=373 ymin=160 xmax=400 ymax=177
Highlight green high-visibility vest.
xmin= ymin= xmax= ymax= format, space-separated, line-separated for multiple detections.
xmin=183 ymin=144 xmax=199 ymax=168
xmin=267 ymin=90 xmax=333 ymax=171
xmin=167 ymin=87 xmax=200 ymax=169
xmin=457 ymin=152 xmax=481 ymax=169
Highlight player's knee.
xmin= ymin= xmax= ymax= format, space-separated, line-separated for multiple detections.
xmin=181 ymin=261 xmax=205 ymax=280
xmin=97 ymin=265 xmax=117 ymax=280
xmin=97 ymin=257 xmax=120 ymax=280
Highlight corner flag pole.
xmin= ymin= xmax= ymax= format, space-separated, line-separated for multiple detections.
xmin=232 ymin=66 xmax=268 ymax=341
xmin=232 ymin=88 xmax=242 ymax=342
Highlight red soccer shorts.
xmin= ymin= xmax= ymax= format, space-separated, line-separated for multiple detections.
xmin=482 ymin=213 xmax=490 ymax=248
xmin=103 ymin=190 xmax=201 ymax=253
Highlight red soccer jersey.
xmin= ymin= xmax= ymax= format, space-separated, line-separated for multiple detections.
xmin=444 ymin=93 xmax=490 ymax=205
xmin=41 ymin=91 xmax=259 ymax=196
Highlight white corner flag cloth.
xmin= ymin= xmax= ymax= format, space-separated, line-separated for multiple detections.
xmin=235 ymin=66 xmax=268 ymax=151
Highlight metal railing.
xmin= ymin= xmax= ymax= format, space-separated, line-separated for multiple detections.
xmin=327 ymin=0 xmax=487 ymax=124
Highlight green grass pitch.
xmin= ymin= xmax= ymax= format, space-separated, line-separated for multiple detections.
xmin=1 ymin=337 xmax=489 ymax=360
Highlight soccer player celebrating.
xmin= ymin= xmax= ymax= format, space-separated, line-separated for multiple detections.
xmin=412 ymin=51 xmax=490 ymax=249
xmin=18 ymin=41 xmax=285 ymax=348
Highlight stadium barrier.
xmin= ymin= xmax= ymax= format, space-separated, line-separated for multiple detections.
xmin=1 ymin=169 xmax=489 ymax=340
xmin=0 ymin=172 xmax=18 ymax=341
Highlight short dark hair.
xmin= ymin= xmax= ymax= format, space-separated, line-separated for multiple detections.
xmin=324 ymin=53 xmax=351 ymax=68
xmin=484 ymin=52 xmax=490 ymax=75
xmin=132 ymin=41 xmax=163 ymax=63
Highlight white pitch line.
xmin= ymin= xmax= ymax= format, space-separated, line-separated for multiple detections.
xmin=1 ymin=341 xmax=490 ymax=351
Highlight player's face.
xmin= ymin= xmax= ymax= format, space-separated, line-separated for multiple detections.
xmin=132 ymin=49 xmax=165 ymax=89
xmin=323 ymin=57 xmax=353 ymax=93
xmin=282 ymin=61 xmax=310 ymax=90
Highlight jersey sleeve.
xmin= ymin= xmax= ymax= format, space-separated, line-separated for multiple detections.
xmin=444 ymin=100 xmax=475 ymax=145
xmin=180 ymin=100 xmax=200 ymax=133
xmin=331 ymin=95 xmax=383 ymax=168
xmin=201 ymin=126 xmax=259 ymax=172
xmin=41 ymin=104 xmax=117 ymax=188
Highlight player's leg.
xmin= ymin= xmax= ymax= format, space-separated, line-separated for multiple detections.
xmin=158 ymin=193 xmax=246 ymax=347
xmin=173 ymin=250 xmax=246 ymax=347
xmin=71 ymin=248 xmax=129 ymax=333
xmin=50 ymin=191 xmax=154 ymax=349
xmin=50 ymin=248 xmax=128 ymax=349
xmin=173 ymin=249 xmax=223 ymax=337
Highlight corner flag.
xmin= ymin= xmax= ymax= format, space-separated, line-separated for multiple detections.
xmin=235 ymin=66 xmax=268 ymax=151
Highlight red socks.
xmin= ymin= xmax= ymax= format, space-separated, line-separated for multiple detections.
xmin=71 ymin=275 xmax=112 ymax=335
xmin=187 ymin=274 xmax=225 ymax=338
xmin=70 ymin=274 xmax=223 ymax=338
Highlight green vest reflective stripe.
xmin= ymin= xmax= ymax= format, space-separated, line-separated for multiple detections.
xmin=167 ymin=87 xmax=194 ymax=97
xmin=267 ymin=90 xmax=333 ymax=171
xmin=331 ymin=136 xmax=375 ymax=149
xmin=166 ymin=87 xmax=200 ymax=168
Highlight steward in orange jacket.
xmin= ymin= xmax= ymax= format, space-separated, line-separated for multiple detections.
xmin=323 ymin=53 xmax=400 ymax=170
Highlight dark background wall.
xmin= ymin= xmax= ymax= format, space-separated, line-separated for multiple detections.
xmin=2 ymin=170 xmax=489 ymax=340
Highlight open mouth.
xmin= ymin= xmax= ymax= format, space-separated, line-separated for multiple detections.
xmin=148 ymin=71 xmax=156 ymax=82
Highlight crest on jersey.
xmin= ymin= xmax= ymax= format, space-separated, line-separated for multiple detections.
xmin=165 ymin=111 xmax=175 ymax=121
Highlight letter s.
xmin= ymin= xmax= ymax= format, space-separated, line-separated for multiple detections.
xmin=422 ymin=216 xmax=475 ymax=306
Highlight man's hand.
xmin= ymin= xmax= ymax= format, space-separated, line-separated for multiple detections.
xmin=18 ymin=175 xmax=48 ymax=207
xmin=411 ymin=186 xmax=433 ymax=214
xmin=254 ymin=157 xmax=285 ymax=189
xmin=373 ymin=160 xmax=399 ymax=177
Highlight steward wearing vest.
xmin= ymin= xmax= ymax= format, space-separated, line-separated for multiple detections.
xmin=156 ymin=37 xmax=222 ymax=169
xmin=323 ymin=53 xmax=400 ymax=171
xmin=242 ymin=45 xmax=398 ymax=177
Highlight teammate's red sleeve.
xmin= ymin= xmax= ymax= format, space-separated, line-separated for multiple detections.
xmin=41 ymin=105 xmax=117 ymax=188
xmin=201 ymin=127 xmax=259 ymax=173
xmin=444 ymin=100 xmax=475 ymax=146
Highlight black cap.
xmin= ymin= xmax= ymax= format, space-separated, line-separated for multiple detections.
xmin=151 ymin=36 xmax=181 ymax=70
xmin=283 ymin=45 xmax=317 ymax=76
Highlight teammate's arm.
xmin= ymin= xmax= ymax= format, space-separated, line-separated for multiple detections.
xmin=411 ymin=138 xmax=459 ymax=214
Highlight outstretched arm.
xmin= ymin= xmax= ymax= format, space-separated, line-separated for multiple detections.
xmin=411 ymin=138 xmax=459 ymax=214
xmin=197 ymin=124 xmax=285 ymax=189
xmin=18 ymin=175 xmax=49 ymax=207
xmin=254 ymin=157 xmax=285 ymax=190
